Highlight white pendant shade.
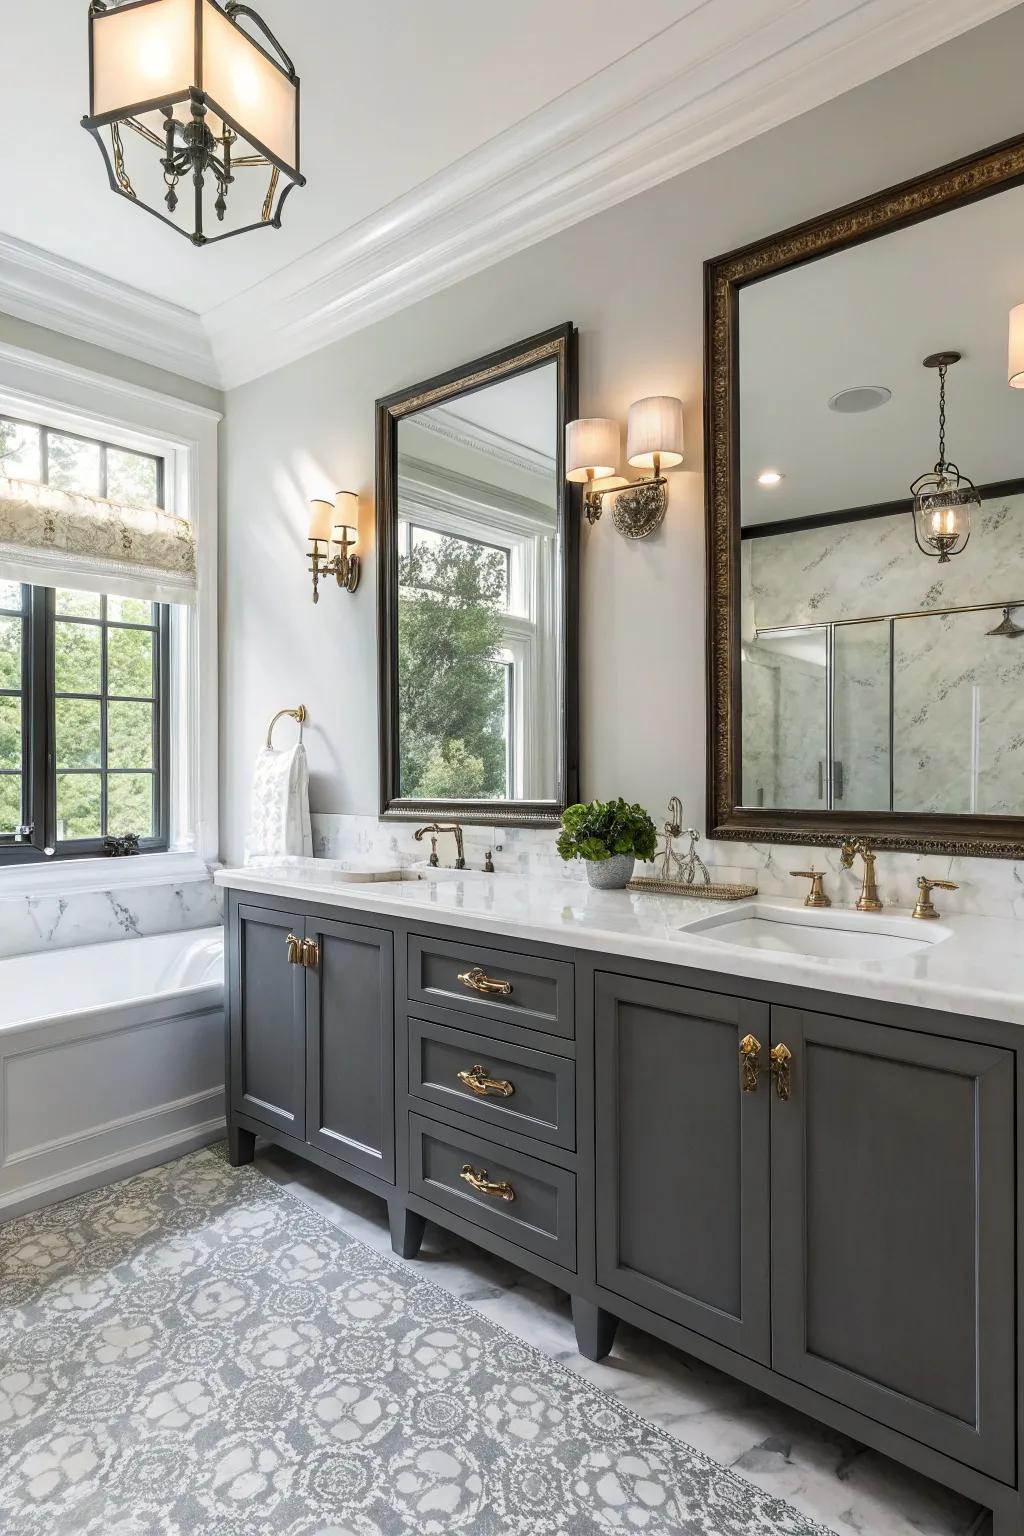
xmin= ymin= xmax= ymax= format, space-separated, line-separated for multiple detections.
xmin=308 ymin=499 xmax=334 ymax=542
xmin=1009 ymin=303 xmax=1024 ymax=388
xmin=627 ymin=396 xmax=684 ymax=469
xmin=566 ymin=418 xmax=620 ymax=483
xmin=334 ymin=491 xmax=360 ymax=542
xmin=202 ymin=2 xmax=298 ymax=169
xmin=90 ymin=0 xmax=195 ymax=121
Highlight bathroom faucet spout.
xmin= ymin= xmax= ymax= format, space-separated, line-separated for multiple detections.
xmin=840 ymin=839 xmax=883 ymax=913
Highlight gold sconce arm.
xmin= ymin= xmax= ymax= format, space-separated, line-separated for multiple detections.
xmin=309 ymin=533 xmax=360 ymax=604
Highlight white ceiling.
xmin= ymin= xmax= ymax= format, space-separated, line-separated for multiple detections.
xmin=0 ymin=0 xmax=1017 ymax=388
xmin=740 ymin=183 xmax=1024 ymax=524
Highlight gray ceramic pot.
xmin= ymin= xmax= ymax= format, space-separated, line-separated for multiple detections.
xmin=586 ymin=853 xmax=635 ymax=890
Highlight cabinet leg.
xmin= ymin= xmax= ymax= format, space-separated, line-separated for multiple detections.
xmin=228 ymin=1124 xmax=256 ymax=1167
xmin=389 ymin=1203 xmax=427 ymax=1260
xmin=572 ymin=1297 xmax=619 ymax=1361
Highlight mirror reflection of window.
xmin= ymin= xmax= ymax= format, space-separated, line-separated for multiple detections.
xmin=737 ymin=180 xmax=1024 ymax=821
xmin=395 ymin=361 xmax=560 ymax=804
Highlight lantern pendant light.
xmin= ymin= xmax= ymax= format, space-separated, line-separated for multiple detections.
xmin=909 ymin=352 xmax=978 ymax=564
xmin=81 ymin=0 xmax=305 ymax=247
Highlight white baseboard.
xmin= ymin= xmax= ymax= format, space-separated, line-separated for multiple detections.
xmin=0 ymin=1113 xmax=226 ymax=1223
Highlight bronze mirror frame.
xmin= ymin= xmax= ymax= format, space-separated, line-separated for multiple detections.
xmin=376 ymin=322 xmax=579 ymax=826
xmin=705 ymin=132 xmax=1024 ymax=859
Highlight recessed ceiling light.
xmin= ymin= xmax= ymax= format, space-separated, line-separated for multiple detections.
xmin=757 ymin=470 xmax=783 ymax=486
xmin=828 ymin=385 xmax=892 ymax=414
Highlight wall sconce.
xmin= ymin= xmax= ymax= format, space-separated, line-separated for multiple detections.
xmin=566 ymin=396 xmax=684 ymax=538
xmin=307 ymin=492 xmax=361 ymax=603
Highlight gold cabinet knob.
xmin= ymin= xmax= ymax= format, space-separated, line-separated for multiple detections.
xmin=739 ymin=1033 xmax=763 ymax=1093
xmin=285 ymin=933 xmax=303 ymax=965
xmin=770 ymin=1042 xmax=792 ymax=1100
xmin=459 ymin=1164 xmax=515 ymax=1201
xmin=301 ymin=938 xmax=320 ymax=969
xmin=457 ymin=966 xmax=513 ymax=997
xmin=457 ymin=1065 xmax=515 ymax=1099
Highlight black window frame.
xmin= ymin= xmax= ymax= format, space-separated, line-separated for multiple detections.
xmin=0 ymin=417 xmax=171 ymax=864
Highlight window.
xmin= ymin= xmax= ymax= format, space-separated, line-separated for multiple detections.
xmin=0 ymin=416 xmax=170 ymax=863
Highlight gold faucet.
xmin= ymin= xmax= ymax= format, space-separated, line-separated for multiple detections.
xmin=840 ymin=839 xmax=883 ymax=912
xmin=790 ymin=868 xmax=831 ymax=908
xmin=912 ymin=875 xmax=958 ymax=920
xmin=414 ymin=822 xmax=465 ymax=869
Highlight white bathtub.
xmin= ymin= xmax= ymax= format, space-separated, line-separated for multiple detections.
xmin=0 ymin=927 xmax=225 ymax=1219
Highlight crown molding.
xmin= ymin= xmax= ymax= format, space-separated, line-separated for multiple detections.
xmin=0 ymin=232 xmax=219 ymax=389
xmin=0 ymin=0 xmax=1014 ymax=392
xmin=206 ymin=0 xmax=1017 ymax=388
xmin=409 ymin=407 xmax=556 ymax=479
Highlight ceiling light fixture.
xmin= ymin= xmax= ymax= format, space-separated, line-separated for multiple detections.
xmin=827 ymin=385 xmax=892 ymax=414
xmin=757 ymin=470 xmax=783 ymax=486
xmin=909 ymin=352 xmax=978 ymax=564
xmin=82 ymin=0 xmax=305 ymax=247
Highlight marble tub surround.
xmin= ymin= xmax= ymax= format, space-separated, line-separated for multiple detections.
xmin=0 ymin=865 xmax=223 ymax=960
xmin=310 ymin=812 xmax=1024 ymax=919
xmin=216 ymin=862 xmax=1024 ymax=1027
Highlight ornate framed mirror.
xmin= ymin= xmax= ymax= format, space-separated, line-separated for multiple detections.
xmin=706 ymin=134 xmax=1024 ymax=858
xmin=376 ymin=324 xmax=578 ymax=826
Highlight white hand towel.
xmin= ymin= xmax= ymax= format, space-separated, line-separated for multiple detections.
xmin=245 ymin=742 xmax=313 ymax=863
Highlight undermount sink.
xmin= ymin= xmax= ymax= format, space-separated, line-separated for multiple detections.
xmin=682 ymin=903 xmax=951 ymax=961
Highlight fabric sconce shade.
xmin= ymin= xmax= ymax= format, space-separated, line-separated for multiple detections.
xmin=627 ymin=396 xmax=684 ymax=470
xmin=1009 ymin=304 xmax=1024 ymax=388
xmin=334 ymin=491 xmax=360 ymax=543
xmin=566 ymin=418 xmax=620 ymax=483
xmin=308 ymin=499 xmax=334 ymax=542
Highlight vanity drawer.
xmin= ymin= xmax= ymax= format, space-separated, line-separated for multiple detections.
xmin=408 ymin=934 xmax=574 ymax=1040
xmin=408 ymin=1112 xmax=576 ymax=1270
xmin=408 ymin=1015 xmax=576 ymax=1150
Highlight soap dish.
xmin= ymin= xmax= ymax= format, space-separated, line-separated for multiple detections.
xmin=627 ymin=877 xmax=758 ymax=901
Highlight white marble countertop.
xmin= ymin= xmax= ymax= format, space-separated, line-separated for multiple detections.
xmin=215 ymin=861 xmax=1024 ymax=1027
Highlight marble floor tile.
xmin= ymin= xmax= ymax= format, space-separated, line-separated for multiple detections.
xmin=255 ymin=1144 xmax=990 ymax=1536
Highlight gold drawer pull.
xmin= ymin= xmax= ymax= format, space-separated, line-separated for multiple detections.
xmin=458 ymin=966 xmax=512 ymax=997
xmin=739 ymin=1033 xmax=763 ymax=1093
xmin=460 ymin=1163 xmax=515 ymax=1202
xmin=286 ymin=933 xmax=303 ymax=965
xmin=457 ymin=1064 xmax=515 ymax=1099
xmin=770 ymin=1042 xmax=792 ymax=1101
xmin=302 ymin=938 xmax=320 ymax=970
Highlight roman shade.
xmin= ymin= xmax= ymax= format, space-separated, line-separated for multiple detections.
xmin=0 ymin=475 xmax=196 ymax=604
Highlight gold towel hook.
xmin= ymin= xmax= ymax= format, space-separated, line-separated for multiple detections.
xmin=266 ymin=705 xmax=307 ymax=750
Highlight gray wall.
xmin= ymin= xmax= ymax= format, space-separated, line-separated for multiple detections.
xmin=218 ymin=8 xmax=1024 ymax=865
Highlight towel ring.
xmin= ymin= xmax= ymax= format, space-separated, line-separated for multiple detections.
xmin=266 ymin=705 xmax=307 ymax=750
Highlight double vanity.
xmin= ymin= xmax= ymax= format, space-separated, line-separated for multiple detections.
xmin=216 ymin=860 xmax=1024 ymax=1536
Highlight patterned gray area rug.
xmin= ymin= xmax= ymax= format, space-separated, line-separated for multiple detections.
xmin=0 ymin=1147 xmax=837 ymax=1535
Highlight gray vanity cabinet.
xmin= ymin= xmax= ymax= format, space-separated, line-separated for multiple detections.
xmin=770 ymin=1006 xmax=1016 ymax=1482
xmin=594 ymin=972 xmax=772 ymax=1363
xmin=304 ymin=916 xmax=395 ymax=1182
xmin=230 ymin=903 xmax=307 ymax=1138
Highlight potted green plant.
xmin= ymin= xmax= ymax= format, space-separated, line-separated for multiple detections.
xmin=556 ymin=798 xmax=658 ymax=889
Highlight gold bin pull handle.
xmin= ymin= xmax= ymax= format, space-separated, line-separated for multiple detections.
xmin=285 ymin=933 xmax=303 ymax=965
xmin=457 ymin=1064 xmax=515 ymax=1099
xmin=460 ymin=1164 xmax=515 ymax=1201
xmin=739 ymin=1033 xmax=763 ymax=1093
xmin=458 ymin=966 xmax=513 ymax=998
xmin=302 ymin=938 xmax=320 ymax=970
xmin=770 ymin=1043 xmax=792 ymax=1101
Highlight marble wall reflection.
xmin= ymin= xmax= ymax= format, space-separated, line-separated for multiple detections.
xmin=743 ymin=495 xmax=1024 ymax=815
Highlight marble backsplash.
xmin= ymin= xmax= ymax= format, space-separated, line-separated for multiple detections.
xmin=0 ymin=872 xmax=223 ymax=961
xmin=312 ymin=812 xmax=1024 ymax=920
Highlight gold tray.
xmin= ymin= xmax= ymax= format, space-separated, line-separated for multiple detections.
xmin=627 ymin=877 xmax=757 ymax=901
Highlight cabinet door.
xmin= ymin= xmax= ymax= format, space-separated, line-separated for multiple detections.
xmin=771 ymin=1007 xmax=1015 ymax=1481
xmin=305 ymin=917 xmax=395 ymax=1182
xmin=229 ymin=904 xmax=306 ymax=1137
xmin=595 ymin=973 xmax=771 ymax=1362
